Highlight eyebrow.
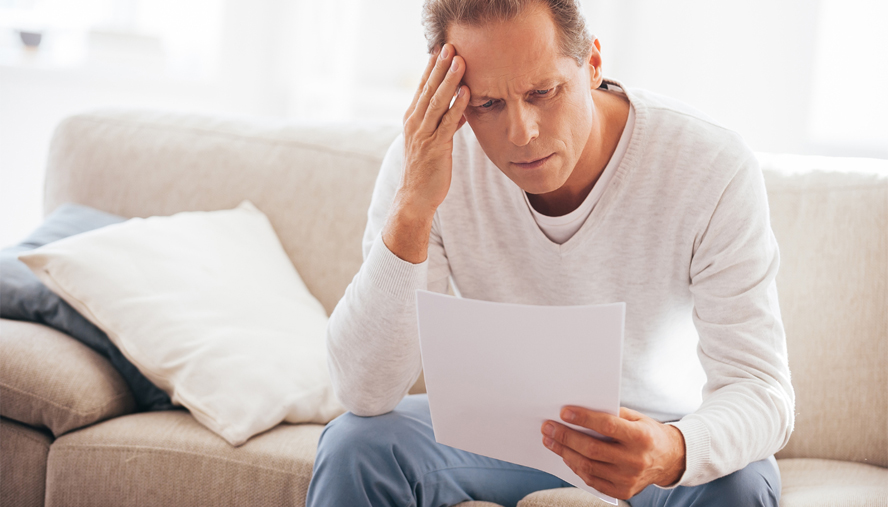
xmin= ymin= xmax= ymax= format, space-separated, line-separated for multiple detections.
xmin=466 ymin=77 xmax=563 ymax=102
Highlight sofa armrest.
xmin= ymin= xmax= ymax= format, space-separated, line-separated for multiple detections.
xmin=0 ymin=318 xmax=136 ymax=436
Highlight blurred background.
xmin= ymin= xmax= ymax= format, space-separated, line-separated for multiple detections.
xmin=1 ymin=0 xmax=886 ymax=247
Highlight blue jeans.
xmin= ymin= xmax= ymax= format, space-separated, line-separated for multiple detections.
xmin=305 ymin=394 xmax=780 ymax=507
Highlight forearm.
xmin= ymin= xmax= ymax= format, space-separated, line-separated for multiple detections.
xmin=326 ymin=234 xmax=429 ymax=416
xmin=673 ymin=282 xmax=794 ymax=486
xmin=331 ymin=40 xmax=467 ymax=415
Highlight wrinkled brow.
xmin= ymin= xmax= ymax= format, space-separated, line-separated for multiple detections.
xmin=464 ymin=76 xmax=564 ymax=102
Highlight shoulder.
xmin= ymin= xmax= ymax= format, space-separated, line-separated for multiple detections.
xmin=626 ymin=86 xmax=758 ymax=185
xmin=629 ymin=87 xmax=722 ymax=126
xmin=628 ymin=87 xmax=752 ymax=162
xmin=616 ymin=85 xmax=765 ymax=228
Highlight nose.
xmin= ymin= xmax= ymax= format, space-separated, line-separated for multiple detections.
xmin=506 ymin=102 xmax=538 ymax=147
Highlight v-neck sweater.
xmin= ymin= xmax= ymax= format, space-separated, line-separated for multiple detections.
xmin=326 ymin=80 xmax=795 ymax=488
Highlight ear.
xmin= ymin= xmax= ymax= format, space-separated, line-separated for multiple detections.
xmin=587 ymin=38 xmax=604 ymax=89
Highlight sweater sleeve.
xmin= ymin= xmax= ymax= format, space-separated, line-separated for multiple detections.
xmin=669 ymin=152 xmax=795 ymax=486
xmin=326 ymin=133 xmax=451 ymax=416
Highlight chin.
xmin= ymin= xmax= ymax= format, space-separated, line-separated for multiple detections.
xmin=501 ymin=164 xmax=568 ymax=195
xmin=503 ymin=171 xmax=563 ymax=195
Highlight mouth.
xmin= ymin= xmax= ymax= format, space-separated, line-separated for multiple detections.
xmin=511 ymin=153 xmax=554 ymax=170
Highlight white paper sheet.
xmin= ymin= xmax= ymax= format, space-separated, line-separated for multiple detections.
xmin=415 ymin=290 xmax=626 ymax=505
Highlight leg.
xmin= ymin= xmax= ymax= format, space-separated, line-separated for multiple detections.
xmin=627 ymin=455 xmax=781 ymax=507
xmin=305 ymin=394 xmax=571 ymax=507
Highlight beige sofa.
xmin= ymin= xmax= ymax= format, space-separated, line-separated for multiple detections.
xmin=1 ymin=110 xmax=886 ymax=507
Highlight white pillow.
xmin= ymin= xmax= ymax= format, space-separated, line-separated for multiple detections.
xmin=18 ymin=200 xmax=344 ymax=445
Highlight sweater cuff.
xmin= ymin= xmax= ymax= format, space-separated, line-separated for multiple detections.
xmin=664 ymin=417 xmax=710 ymax=488
xmin=364 ymin=233 xmax=429 ymax=301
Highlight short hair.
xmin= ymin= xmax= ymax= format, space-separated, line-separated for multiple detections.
xmin=422 ymin=0 xmax=593 ymax=66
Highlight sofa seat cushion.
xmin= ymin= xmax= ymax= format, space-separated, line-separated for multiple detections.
xmin=1 ymin=417 xmax=53 ymax=507
xmin=45 ymin=410 xmax=324 ymax=507
xmin=517 ymin=487 xmax=630 ymax=507
xmin=778 ymin=458 xmax=888 ymax=506
xmin=514 ymin=459 xmax=888 ymax=506
xmin=0 ymin=319 xmax=136 ymax=436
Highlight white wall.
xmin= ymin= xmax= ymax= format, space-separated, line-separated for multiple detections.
xmin=593 ymin=0 xmax=886 ymax=159
xmin=1 ymin=0 xmax=885 ymax=248
xmin=0 ymin=66 xmax=226 ymax=248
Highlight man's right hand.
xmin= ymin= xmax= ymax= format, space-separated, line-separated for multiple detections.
xmin=382 ymin=43 xmax=470 ymax=264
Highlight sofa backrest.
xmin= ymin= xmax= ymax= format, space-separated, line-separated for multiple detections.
xmin=44 ymin=110 xmax=401 ymax=316
xmin=45 ymin=111 xmax=887 ymax=467
xmin=761 ymin=153 xmax=887 ymax=467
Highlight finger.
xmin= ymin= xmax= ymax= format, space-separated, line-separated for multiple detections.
xmin=404 ymin=48 xmax=440 ymax=124
xmin=434 ymin=85 xmax=470 ymax=138
xmin=456 ymin=114 xmax=467 ymax=131
xmin=419 ymin=55 xmax=466 ymax=133
xmin=619 ymin=406 xmax=646 ymax=421
xmin=545 ymin=436 xmax=618 ymax=493
xmin=543 ymin=421 xmax=622 ymax=464
xmin=563 ymin=459 xmax=622 ymax=500
xmin=412 ymin=43 xmax=456 ymax=126
xmin=562 ymin=406 xmax=632 ymax=442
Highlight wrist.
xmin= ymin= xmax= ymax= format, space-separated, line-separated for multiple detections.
xmin=392 ymin=187 xmax=439 ymax=221
xmin=655 ymin=424 xmax=686 ymax=487
xmin=382 ymin=192 xmax=436 ymax=264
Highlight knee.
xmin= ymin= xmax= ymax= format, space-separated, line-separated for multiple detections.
xmin=315 ymin=409 xmax=409 ymax=465
xmin=703 ymin=461 xmax=780 ymax=507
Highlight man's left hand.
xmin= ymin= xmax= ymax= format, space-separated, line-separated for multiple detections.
xmin=541 ymin=406 xmax=686 ymax=500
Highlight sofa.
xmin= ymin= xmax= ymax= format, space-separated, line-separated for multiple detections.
xmin=1 ymin=109 xmax=886 ymax=507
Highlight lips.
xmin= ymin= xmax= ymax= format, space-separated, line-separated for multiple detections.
xmin=512 ymin=153 xmax=554 ymax=170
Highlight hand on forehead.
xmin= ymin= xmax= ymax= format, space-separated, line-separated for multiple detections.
xmin=446 ymin=4 xmax=580 ymax=102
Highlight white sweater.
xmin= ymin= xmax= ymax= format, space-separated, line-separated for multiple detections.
xmin=326 ymin=81 xmax=795 ymax=487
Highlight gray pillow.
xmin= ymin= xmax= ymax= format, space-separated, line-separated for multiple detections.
xmin=1 ymin=203 xmax=173 ymax=411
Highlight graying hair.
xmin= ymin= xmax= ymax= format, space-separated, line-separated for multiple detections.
xmin=422 ymin=0 xmax=593 ymax=66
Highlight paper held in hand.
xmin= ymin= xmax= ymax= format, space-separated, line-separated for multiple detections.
xmin=415 ymin=290 xmax=626 ymax=506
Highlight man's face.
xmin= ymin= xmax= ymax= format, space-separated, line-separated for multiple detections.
xmin=449 ymin=5 xmax=597 ymax=195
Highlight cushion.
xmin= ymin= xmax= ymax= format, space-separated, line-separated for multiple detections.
xmin=517 ymin=488 xmax=630 ymax=507
xmin=777 ymin=458 xmax=888 ymax=506
xmin=44 ymin=411 xmax=506 ymax=507
xmin=0 ymin=202 xmax=173 ymax=411
xmin=0 ymin=318 xmax=136 ymax=435
xmin=45 ymin=411 xmax=324 ymax=507
xmin=1 ymin=417 xmax=53 ymax=507
xmin=18 ymin=201 xmax=344 ymax=446
xmin=516 ymin=459 xmax=888 ymax=507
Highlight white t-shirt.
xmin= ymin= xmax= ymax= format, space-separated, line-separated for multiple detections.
xmin=524 ymin=95 xmax=636 ymax=244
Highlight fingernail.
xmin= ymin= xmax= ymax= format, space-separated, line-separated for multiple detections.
xmin=543 ymin=422 xmax=555 ymax=436
xmin=543 ymin=437 xmax=554 ymax=448
xmin=563 ymin=410 xmax=576 ymax=422
xmin=440 ymin=45 xmax=449 ymax=59
xmin=450 ymin=59 xmax=459 ymax=72
xmin=457 ymin=86 xmax=464 ymax=97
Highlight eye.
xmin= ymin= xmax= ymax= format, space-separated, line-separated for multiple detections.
xmin=534 ymin=88 xmax=553 ymax=96
xmin=480 ymin=100 xmax=495 ymax=108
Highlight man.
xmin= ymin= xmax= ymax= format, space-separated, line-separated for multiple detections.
xmin=306 ymin=1 xmax=794 ymax=506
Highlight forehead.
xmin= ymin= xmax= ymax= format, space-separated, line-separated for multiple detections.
xmin=448 ymin=5 xmax=575 ymax=97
